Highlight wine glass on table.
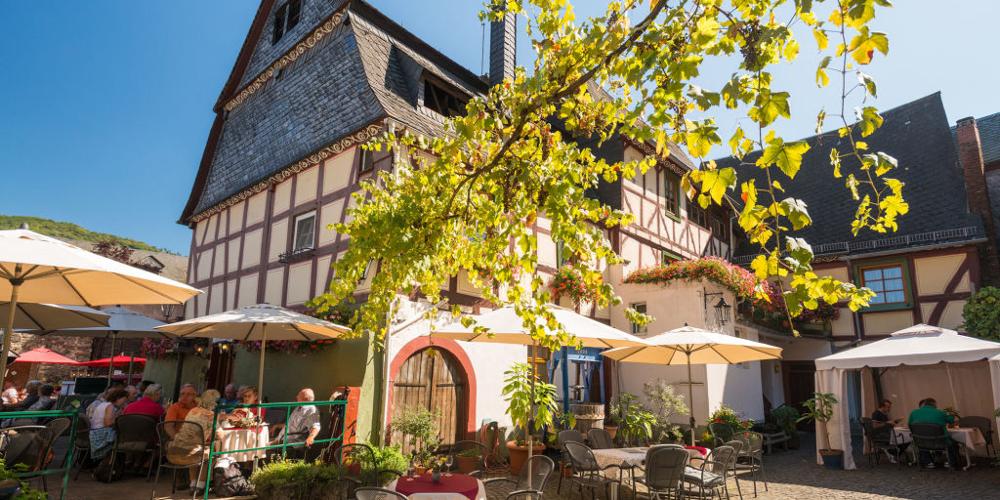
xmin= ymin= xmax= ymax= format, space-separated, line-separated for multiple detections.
xmin=445 ymin=454 xmax=454 ymax=477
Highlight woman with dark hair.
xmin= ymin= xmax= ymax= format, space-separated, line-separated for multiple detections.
xmin=89 ymin=389 xmax=129 ymax=460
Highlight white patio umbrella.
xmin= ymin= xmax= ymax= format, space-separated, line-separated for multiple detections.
xmin=602 ymin=325 xmax=783 ymax=444
xmin=19 ymin=306 xmax=170 ymax=383
xmin=0 ymin=228 xmax=200 ymax=379
xmin=432 ymin=304 xmax=648 ymax=473
xmin=1 ymin=303 xmax=109 ymax=330
xmin=155 ymin=304 xmax=350 ymax=396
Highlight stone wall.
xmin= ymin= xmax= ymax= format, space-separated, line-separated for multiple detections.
xmin=7 ymin=332 xmax=92 ymax=385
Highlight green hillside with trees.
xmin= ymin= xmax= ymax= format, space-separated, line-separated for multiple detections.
xmin=0 ymin=215 xmax=167 ymax=253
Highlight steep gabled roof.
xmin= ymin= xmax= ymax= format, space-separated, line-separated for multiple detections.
xmin=718 ymin=92 xmax=984 ymax=258
xmin=181 ymin=0 xmax=490 ymax=223
xmin=975 ymin=111 xmax=1000 ymax=166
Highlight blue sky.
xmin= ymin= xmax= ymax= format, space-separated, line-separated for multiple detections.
xmin=2 ymin=1 xmax=997 ymax=255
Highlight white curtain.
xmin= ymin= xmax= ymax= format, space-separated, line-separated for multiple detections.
xmin=990 ymin=359 xmax=1000 ymax=442
xmin=814 ymin=368 xmax=856 ymax=469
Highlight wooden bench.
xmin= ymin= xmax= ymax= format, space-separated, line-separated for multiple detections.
xmin=762 ymin=430 xmax=790 ymax=453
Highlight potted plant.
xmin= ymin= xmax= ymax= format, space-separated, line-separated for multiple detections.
xmin=609 ymin=393 xmax=656 ymax=446
xmin=392 ymin=406 xmax=441 ymax=474
xmin=347 ymin=444 xmax=410 ymax=486
xmin=251 ymin=459 xmax=346 ymax=500
xmin=502 ymin=362 xmax=557 ymax=474
xmin=455 ymin=447 xmax=482 ymax=474
xmin=798 ymin=392 xmax=841 ymax=469
xmin=770 ymin=404 xmax=801 ymax=449
xmin=644 ymin=379 xmax=688 ymax=444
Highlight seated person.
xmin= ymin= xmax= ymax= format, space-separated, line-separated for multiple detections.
xmin=12 ymin=381 xmax=41 ymax=410
xmin=908 ymin=398 xmax=959 ymax=468
xmin=218 ymin=384 xmax=239 ymax=408
xmin=1 ymin=382 xmax=19 ymax=406
xmin=869 ymin=399 xmax=907 ymax=461
xmin=270 ymin=388 xmax=321 ymax=456
xmin=229 ymin=386 xmax=264 ymax=421
xmin=165 ymin=384 xmax=199 ymax=438
xmin=167 ymin=389 xmax=222 ymax=494
xmin=123 ymin=383 xmax=165 ymax=419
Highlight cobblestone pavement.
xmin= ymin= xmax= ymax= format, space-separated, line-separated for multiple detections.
xmin=60 ymin=434 xmax=1000 ymax=499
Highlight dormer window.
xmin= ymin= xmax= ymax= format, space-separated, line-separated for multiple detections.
xmin=423 ymin=80 xmax=468 ymax=118
xmin=272 ymin=0 xmax=302 ymax=45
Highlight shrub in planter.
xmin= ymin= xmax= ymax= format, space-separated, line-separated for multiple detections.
xmin=770 ymin=405 xmax=801 ymax=448
xmin=502 ymin=363 xmax=557 ymax=474
xmin=455 ymin=447 xmax=482 ymax=474
xmin=251 ymin=459 xmax=346 ymax=500
xmin=392 ymin=406 xmax=441 ymax=469
xmin=347 ymin=444 xmax=410 ymax=485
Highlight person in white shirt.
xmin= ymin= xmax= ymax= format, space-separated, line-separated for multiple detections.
xmin=1 ymin=381 xmax=19 ymax=406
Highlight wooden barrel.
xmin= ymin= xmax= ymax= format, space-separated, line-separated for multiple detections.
xmin=571 ymin=403 xmax=605 ymax=433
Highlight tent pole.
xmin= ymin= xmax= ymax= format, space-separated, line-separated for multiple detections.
xmin=0 ymin=275 xmax=19 ymax=383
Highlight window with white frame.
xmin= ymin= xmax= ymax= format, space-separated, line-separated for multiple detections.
xmin=292 ymin=211 xmax=316 ymax=252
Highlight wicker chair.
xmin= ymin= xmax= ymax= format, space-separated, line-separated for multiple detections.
xmin=860 ymin=417 xmax=904 ymax=467
xmin=910 ymin=423 xmax=964 ymax=470
xmin=683 ymin=445 xmax=737 ymax=499
xmin=110 ymin=414 xmax=158 ymax=480
xmin=959 ymin=416 xmax=995 ymax=458
xmin=587 ymin=428 xmax=614 ymax=450
xmin=722 ymin=439 xmax=746 ymax=499
xmin=556 ymin=429 xmax=585 ymax=493
xmin=69 ymin=414 xmax=91 ymax=480
xmin=733 ymin=431 xmax=767 ymax=496
xmin=564 ymin=441 xmax=623 ymax=499
xmin=152 ymin=421 xmax=209 ymax=500
xmin=483 ymin=454 xmax=555 ymax=499
xmin=355 ymin=486 xmax=410 ymax=499
xmin=635 ymin=445 xmax=689 ymax=500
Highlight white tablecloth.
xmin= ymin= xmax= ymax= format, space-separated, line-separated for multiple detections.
xmin=894 ymin=426 xmax=986 ymax=449
xmin=593 ymin=446 xmax=706 ymax=472
xmin=216 ymin=424 xmax=269 ymax=462
xmin=387 ymin=477 xmax=486 ymax=500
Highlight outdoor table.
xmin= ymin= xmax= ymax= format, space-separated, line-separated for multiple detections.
xmin=390 ymin=472 xmax=486 ymax=500
xmin=894 ymin=426 xmax=986 ymax=470
xmin=592 ymin=446 xmax=707 ymax=500
xmin=215 ymin=424 xmax=270 ymax=463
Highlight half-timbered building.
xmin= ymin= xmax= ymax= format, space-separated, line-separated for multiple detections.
xmin=171 ymin=0 xmax=739 ymax=443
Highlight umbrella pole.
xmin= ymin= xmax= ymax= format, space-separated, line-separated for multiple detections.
xmin=107 ymin=334 xmax=117 ymax=386
xmin=258 ymin=329 xmax=266 ymax=399
xmin=527 ymin=341 xmax=536 ymax=481
xmin=127 ymin=355 xmax=135 ymax=385
xmin=688 ymin=357 xmax=696 ymax=446
xmin=0 ymin=276 xmax=20 ymax=382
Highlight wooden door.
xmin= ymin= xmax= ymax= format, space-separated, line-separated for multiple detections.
xmin=391 ymin=347 xmax=466 ymax=453
xmin=782 ymin=361 xmax=816 ymax=430
xmin=205 ymin=344 xmax=235 ymax=392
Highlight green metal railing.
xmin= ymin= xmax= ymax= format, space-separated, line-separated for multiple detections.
xmin=203 ymin=399 xmax=347 ymax=499
xmin=0 ymin=408 xmax=79 ymax=500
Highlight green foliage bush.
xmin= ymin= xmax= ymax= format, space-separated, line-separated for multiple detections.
xmin=963 ymin=286 xmax=1000 ymax=340
xmin=392 ymin=406 xmax=441 ymax=466
xmin=348 ymin=444 xmax=410 ymax=485
xmin=250 ymin=459 xmax=344 ymax=500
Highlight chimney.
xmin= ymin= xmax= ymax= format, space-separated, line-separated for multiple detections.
xmin=489 ymin=12 xmax=517 ymax=87
xmin=956 ymin=116 xmax=1000 ymax=285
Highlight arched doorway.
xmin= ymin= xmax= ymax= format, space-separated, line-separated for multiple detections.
xmin=390 ymin=346 xmax=467 ymax=453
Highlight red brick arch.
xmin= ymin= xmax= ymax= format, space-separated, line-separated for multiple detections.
xmin=388 ymin=337 xmax=478 ymax=437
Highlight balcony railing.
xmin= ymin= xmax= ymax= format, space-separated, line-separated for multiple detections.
xmin=732 ymin=226 xmax=984 ymax=266
xmin=278 ymin=246 xmax=315 ymax=264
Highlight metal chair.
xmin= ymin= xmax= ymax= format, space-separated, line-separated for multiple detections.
xmin=34 ymin=417 xmax=71 ymax=492
xmin=152 ymin=420 xmax=208 ymax=500
xmin=708 ymin=423 xmax=734 ymax=446
xmin=483 ymin=454 xmax=554 ymax=499
xmin=723 ymin=439 xmax=746 ymax=499
xmin=556 ymin=429 xmax=586 ymax=493
xmin=859 ymin=417 xmax=904 ymax=467
xmin=635 ymin=445 xmax=689 ymax=500
xmin=959 ymin=416 xmax=995 ymax=458
xmin=733 ymin=431 xmax=767 ymax=496
xmin=587 ymin=428 xmax=614 ymax=450
xmin=110 ymin=414 xmax=158 ymax=480
xmin=69 ymin=413 xmax=91 ymax=480
xmin=910 ymin=423 xmax=964 ymax=470
xmin=355 ymin=486 xmax=410 ymax=500
xmin=564 ymin=441 xmax=623 ymax=500
xmin=683 ymin=445 xmax=736 ymax=499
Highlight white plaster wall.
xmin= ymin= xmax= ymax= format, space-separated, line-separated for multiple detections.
xmin=759 ymin=360 xmax=785 ymax=408
xmin=611 ymin=279 xmax=765 ymax=422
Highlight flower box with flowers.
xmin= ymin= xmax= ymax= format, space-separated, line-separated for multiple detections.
xmin=549 ymin=265 xmax=603 ymax=304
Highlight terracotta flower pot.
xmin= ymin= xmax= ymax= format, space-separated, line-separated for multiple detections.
xmin=604 ymin=425 xmax=618 ymax=440
xmin=414 ymin=465 xmax=428 ymax=476
xmin=456 ymin=455 xmax=480 ymax=474
xmin=506 ymin=440 xmax=546 ymax=475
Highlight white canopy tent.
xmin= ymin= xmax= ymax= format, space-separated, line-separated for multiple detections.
xmin=814 ymin=324 xmax=1000 ymax=469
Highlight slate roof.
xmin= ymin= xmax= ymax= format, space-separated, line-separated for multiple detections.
xmin=975 ymin=112 xmax=1000 ymax=167
xmin=718 ymin=92 xmax=985 ymax=258
xmin=184 ymin=0 xmax=490 ymax=220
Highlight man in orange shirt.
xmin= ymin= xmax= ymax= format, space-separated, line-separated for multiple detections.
xmin=165 ymin=384 xmax=198 ymax=437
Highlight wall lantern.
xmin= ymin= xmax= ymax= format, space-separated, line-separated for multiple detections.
xmin=703 ymin=289 xmax=732 ymax=327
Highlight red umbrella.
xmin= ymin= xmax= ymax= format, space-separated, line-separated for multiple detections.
xmin=80 ymin=355 xmax=147 ymax=368
xmin=12 ymin=347 xmax=79 ymax=365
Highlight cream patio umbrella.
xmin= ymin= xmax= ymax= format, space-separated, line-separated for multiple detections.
xmin=1 ymin=303 xmax=109 ymax=330
xmin=602 ymin=325 xmax=783 ymax=445
xmin=155 ymin=304 xmax=351 ymax=396
xmin=432 ymin=304 xmax=648 ymax=473
xmin=19 ymin=306 xmax=170 ymax=383
xmin=0 ymin=228 xmax=200 ymax=379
